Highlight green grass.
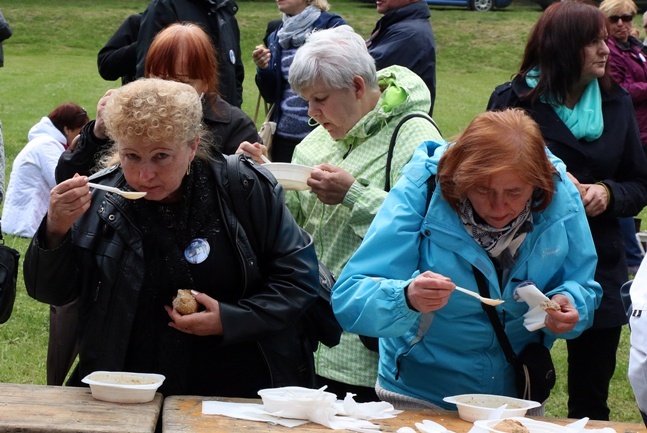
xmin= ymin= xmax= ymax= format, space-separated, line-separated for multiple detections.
xmin=0 ymin=0 xmax=643 ymax=424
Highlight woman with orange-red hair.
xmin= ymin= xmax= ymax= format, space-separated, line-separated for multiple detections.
xmin=56 ymin=23 xmax=259 ymax=182
xmin=332 ymin=109 xmax=602 ymax=412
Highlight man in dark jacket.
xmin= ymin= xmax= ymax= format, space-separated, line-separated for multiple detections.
xmin=0 ymin=9 xmax=11 ymax=68
xmin=97 ymin=13 xmax=142 ymax=85
xmin=0 ymin=9 xmax=10 ymax=204
xmin=366 ymin=0 xmax=436 ymax=116
xmin=136 ymin=0 xmax=244 ymax=107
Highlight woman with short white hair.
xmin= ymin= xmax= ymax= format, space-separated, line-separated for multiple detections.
xmin=241 ymin=25 xmax=442 ymax=401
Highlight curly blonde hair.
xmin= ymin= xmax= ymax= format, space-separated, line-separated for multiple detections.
xmin=99 ymin=78 xmax=205 ymax=167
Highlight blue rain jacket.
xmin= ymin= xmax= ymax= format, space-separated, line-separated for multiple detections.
xmin=332 ymin=140 xmax=602 ymax=408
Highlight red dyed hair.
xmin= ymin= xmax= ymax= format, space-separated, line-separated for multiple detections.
xmin=144 ymin=22 xmax=218 ymax=93
xmin=438 ymin=109 xmax=556 ymax=213
xmin=48 ymin=102 xmax=89 ymax=135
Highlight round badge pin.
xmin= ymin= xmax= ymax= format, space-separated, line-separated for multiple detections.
xmin=185 ymin=238 xmax=210 ymax=264
xmin=229 ymin=49 xmax=236 ymax=65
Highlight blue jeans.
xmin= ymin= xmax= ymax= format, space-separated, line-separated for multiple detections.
xmin=621 ymin=217 xmax=644 ymax=268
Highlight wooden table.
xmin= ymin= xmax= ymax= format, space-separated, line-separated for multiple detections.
xmin=0 ymin=383 xmax=163 ymax=433
xmin=162 ymin=396 xmax=647 ymax=433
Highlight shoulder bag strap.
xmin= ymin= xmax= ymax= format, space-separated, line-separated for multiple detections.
xmin=385 ymin=113 xmax=441 ymax=192
xmin=253 ymin=93 xmax=262 ymax=125
xmin=472 ymin=265 xmax=517 ymax=364
xmin=225 ymin=154 xmax=260 ymax=252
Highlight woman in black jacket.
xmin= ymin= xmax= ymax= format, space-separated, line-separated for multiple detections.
xmin=26 ymin=78 xmax=320 ymax=397
xmin=487 ymin=1 xmax=647 ymax=420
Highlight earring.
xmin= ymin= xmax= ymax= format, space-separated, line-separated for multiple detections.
xmin=186 ymin=164 xmax=191 ymax=176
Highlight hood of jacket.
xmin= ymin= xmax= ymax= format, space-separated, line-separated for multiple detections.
xmin=28 ymin=116 xmax=65 ymax=145
xmin=339 ymin=65 xmax=431 ymax=147
xmin=377 ymin=0 xmax=430 ymax=28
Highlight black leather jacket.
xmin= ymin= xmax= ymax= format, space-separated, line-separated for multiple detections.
xmin=26 ymin=153 xmax=320 ymax=393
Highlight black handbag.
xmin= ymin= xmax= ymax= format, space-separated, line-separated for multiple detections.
xmin=299 ymin=262 xmax=343 ymax=350
xmin=0 ymin=229 xmax=20 ymax=324
xmin=224 ymin=155 xmax=342 ymax=350
xmin=473 ymin=266 xmax=555 ymax=402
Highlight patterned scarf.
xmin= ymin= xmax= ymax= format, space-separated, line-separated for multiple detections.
xmin=277 ymin=6 xmax=321 ymax=49
xmin=458 ymin=198 xmax=534 ymax=269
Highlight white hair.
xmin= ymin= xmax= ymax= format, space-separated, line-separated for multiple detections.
xmin=288 ymin=25 xmax=378 ymax=95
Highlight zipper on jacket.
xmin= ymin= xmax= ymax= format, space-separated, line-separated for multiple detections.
xmin=94 ymin=281 xmax=101 ymax=302
xmin=395 ymin=356 xmax=401 ymax=381
xmin=256 ymin=342 xmax=274 ymax=386
xmin=343 ymin=144 xmax=353 ymax=159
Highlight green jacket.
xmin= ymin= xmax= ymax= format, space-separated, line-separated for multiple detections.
xmin=287 ymin=65 xmax=442 ymax=387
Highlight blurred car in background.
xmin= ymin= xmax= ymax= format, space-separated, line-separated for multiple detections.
xmin=425 ymin=0 xmax=511 ymax=11
xmin=534 ymin=0 xmax=647 ymax=10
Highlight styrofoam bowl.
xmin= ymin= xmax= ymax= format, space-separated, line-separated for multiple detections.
xmin=258 ymin=386 xmax=337 ymax=418
xmin=443 ymin=394 xmax=541 ymax=422
xmin=262 ymin=163 xmax=314 ymax=191
xmin=81 ymin=371 xmax=165 ymax=403
xmin=474 ymin=417 xmax=578 ymax=433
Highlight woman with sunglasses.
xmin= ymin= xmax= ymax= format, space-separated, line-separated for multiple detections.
xmin=600 ymin=0 xmax=647 ymax=150
xmin=487 ymin=1 xmax=647 ymax=420
xmin=599 ymin=0 xmax=647 ymax=290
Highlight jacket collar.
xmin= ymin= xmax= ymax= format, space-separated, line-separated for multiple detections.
xmin=608 ymin=35 xmax=645 ymax=53
xmin=371 ymin=1 xmax=430 ymax=34
xmin=203 ymin=92 xmax=233 ymax=123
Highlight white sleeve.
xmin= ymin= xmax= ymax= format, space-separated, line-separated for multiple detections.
xmin=630 ymin=313 xmax=647 ymax=414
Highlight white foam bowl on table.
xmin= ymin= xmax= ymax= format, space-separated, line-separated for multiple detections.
xmin=262 ymin=163 xmax=314 ymax=191
xmin=81 ymin=371 xmax=165 ymax=403
xmin=258 ymin=386 xmax=337 ymax=418
xmin=474 ymin=417 xmax=578 ymax=433
xmin=443 ymin=394 xmax=541 ymax=422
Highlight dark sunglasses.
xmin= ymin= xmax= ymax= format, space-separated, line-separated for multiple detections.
xmin=609 ymin=14 xmax=634 ymax=23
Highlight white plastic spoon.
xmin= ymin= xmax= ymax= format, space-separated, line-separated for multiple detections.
xmin=488 ymin=403 xmax=508 ymax=420
xmin=88 ymin=182 xmax=147 ymax=200
xmin=454 ymin=286 xmax=505 ymax=306
xmin=260 ymin=154 xmax=272 ymax=164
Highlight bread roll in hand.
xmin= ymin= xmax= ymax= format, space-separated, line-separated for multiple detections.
xmin=173 ymin=289 xmax=198 ymax=315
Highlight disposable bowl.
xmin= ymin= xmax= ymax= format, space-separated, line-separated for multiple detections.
xmin=443 ymin=394 xmax=541 ymax=422
xmin=81 ymin=371 xmax=165 ymax=404
xmin=262 ymin=163 xmax=313 ymax=191
xmin=258 ymin=386 xmax=337 ymax=419
xmin=474 ymin=417 xmax=578 ymax=433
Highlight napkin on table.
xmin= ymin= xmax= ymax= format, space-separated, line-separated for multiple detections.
xmin=202 ymin=387 xmax=402 ymax=433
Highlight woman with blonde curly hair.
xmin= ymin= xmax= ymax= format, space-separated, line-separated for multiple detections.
xmin=25 ymin=78 xmax=321 ymax=397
